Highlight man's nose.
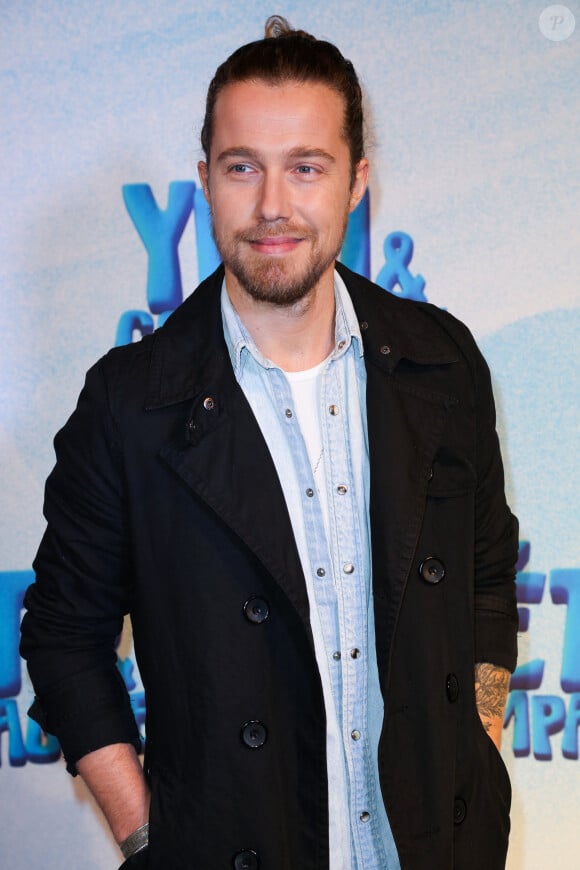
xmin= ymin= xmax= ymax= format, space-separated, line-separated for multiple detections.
xmin=256 ymin=170 xmax=291 ymax=222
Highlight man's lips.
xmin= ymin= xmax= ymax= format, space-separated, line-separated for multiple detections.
xmin=247 ymin=236 xmax=305 ymax=255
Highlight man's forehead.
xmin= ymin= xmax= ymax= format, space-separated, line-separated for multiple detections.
xmin=210 ymin=79 xmax=346 ymax=141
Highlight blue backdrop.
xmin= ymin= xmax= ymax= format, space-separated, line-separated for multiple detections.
xmin=1 ymin=1 xmax=578 ymax=866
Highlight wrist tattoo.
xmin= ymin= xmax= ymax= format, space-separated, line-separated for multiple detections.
xmin=474 ymin=662 xmax=510 ymax=722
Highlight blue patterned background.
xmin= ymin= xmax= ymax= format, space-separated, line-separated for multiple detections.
xmin=1 ymin=1 xmax=578 ymax=866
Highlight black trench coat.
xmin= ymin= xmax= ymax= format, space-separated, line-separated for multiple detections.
xmin=21 ymin=264 xmax=518 ymax=869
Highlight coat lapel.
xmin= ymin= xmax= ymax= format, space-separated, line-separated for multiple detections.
xmin=343 ymin=265 xmax=460 ymax=688
xmin=365 ymin=363 xmax=456 ymax=685
xmin=144 ymin=269 xmax=313 ymax=640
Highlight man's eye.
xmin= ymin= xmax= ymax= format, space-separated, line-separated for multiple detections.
xmin=229 ymin=164 xmax=251 ymax=173
xmin=295 ymin=165 xmax=315 ymax=174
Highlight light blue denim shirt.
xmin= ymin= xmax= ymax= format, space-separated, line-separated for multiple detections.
xmin=221 ymin=272 xmax=400 ymax=870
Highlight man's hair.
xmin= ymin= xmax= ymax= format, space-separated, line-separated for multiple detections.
xmin=201 ymin=15 xmax=365 ymax=171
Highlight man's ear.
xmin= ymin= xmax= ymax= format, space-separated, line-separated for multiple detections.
xmin=198 ymin=161 xmax=210 ymax=202
xmin=349 ymin=158 xmax=369 ymax=213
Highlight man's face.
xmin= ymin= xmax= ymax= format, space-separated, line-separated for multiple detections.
xmin=198 ymin=79 xmax=368 ymax=307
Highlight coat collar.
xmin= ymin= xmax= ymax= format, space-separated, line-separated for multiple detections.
xmin=144 ymin=266 xmax=230 ymax=411
xmin=335 ymin=262 xmax=459 ymax=374
xmin=144 ymin=263 xmax=460 ymax=412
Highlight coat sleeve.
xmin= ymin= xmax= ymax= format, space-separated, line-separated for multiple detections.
xmin=472 ymin=342 xmax=519 ymax=672
xmin=20 ymin=356 xmax=141 ymax=773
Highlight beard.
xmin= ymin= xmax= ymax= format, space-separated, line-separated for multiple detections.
xmin=212 ymin=220 xmax=347 ymax=307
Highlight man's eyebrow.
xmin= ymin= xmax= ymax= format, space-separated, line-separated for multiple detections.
xmin=286 ymin=147 xmax=336 ymax=163
xmin=215 ymin=146 xmax=336 ymax=163
xmin=216 ymin=147 xmax=259 ymax=163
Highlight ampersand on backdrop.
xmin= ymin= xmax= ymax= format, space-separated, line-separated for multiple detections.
xmin=376 ymin=231 xmax=427 ymax=302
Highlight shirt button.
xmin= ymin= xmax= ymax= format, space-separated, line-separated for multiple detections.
xmin=351 ymin=730 xmax=361 ymax=741
xmin=343 ymin=563 xmax=355 ymax=574
xmin=360 ymin=811 xmax=370 ymax=823
xmin=337 ymin=484 xmax=348 ymax=495
xmin=284 ymin=408 xmax=293 ymax=418
xmin=332 ymin=651 xmax=341 ymax=661
xmin=350 ymin=648 xmax=361 ymax=659
xmin=329 ymin=404 xmax=339 ymax=416
xmin=316 ymin=567 xmax=326 ymax=577
xmin=306 ymin=488 xmax=314 ymax=498
xmin=337 ymin=340 xmax=346 ymax=350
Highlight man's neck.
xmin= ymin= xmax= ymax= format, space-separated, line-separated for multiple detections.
xmin=224 ymin=272 xmax=336 ymax=372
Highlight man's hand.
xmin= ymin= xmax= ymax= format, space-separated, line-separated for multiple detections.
xmin=474 ymin=662 xmax=511 ymax=751
xmin=76 ymin=743 xmax=150 ymax=846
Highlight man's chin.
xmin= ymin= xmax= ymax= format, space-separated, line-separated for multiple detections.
xmin=229 ymin=259 xmax=325 ymax=307
xmin=238 ymin=278 xmax=313 ymax=307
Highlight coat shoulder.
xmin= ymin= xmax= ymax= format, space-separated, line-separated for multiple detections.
xmin=93 ymin=266 xmax=227 ymax=412
xmin=337 ymin=262 xmax=486 ymax=376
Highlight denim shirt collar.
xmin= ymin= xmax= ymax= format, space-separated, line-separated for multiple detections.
xmin=221 ymin=269 xmax=364 ymax=377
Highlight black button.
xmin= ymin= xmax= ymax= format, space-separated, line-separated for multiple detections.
xmin=243 ymin=596 xmax=270 ymax=625
xmin=453 ymin=798 xmax=467 ymax=825
xmin=419 ymin=556 xmax=446 ymax=584
xmin=446 ymin=673 xmax=459 ymax=703
xmin=241 ymin=721 xmax=267 ymax=749
xmin=233 ymin=850 xmax=259 ymax=870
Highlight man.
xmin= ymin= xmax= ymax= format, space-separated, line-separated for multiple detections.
xmin=20 ymin=16 xmax=518 ymax=870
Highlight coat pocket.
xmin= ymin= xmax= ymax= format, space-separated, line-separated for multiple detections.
xmin=428 ymin=448 xmax=477 ymax=498
xmin=474 ymin=710 xmax=512 ymax=812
